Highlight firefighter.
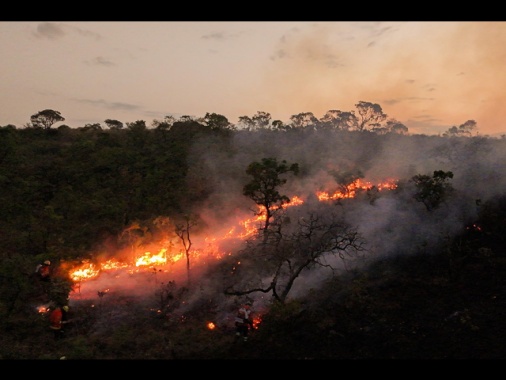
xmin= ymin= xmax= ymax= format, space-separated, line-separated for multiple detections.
xmin=235 ymin=301 xmax=254 ymax=342
xmin=35 ymin=260 xmax=51 ymax=297
xmin=35 ymin=260 xmax=51 ymax=281
xmin=49 ymin=305 xmax=69 ymax=341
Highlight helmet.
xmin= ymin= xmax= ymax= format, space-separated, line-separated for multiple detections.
xmin=43 ymin=260 xmax=51 ymax=265
xmin=62 ymin=306 xmax=69 ymax=312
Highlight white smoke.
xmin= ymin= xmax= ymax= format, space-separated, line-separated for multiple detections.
xmin=71 ymin=131 xmax=506 ymax=325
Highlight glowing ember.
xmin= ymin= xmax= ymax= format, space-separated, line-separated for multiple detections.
xmin=37 ymin=305 xmax=49 ymax=313
xmin=207 ymin=322 xmax=216 ymax=330
xmin=252 ymin=316 xmax=262 ymax=329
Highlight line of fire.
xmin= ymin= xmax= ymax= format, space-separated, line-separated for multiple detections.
xmin=37 ymin=178 xmax=398 ymax=331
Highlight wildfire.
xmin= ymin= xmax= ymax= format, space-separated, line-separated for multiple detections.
xmin=317 ymin=178 xmax=397 ymax=201
xmin=66 ymin=178 xmax=398 ymax=297
xmin=135 ymin=249 xmax=167 ymax=266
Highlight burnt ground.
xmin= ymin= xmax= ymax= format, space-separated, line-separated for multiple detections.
xmin=2 ymin=245 xmax=506 ymax=361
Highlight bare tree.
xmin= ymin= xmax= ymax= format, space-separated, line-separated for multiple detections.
xmin=224 ymin=207 xmax=365 ymax=304
xmin=175 ymin=214 xmax=198 ymax=286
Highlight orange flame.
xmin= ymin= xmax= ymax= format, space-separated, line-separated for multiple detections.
xmin=252 ymin=316 xmax=262 ymax=329
xmin=37 ymin=305 xmax=49 ymax=313
xmin=317 ymin=178 xmax=397 ymax=201
xmin=66 ymin=178 xmax=398 ymax=292
xmin=135 ymin=249 xmax=167 ymax=266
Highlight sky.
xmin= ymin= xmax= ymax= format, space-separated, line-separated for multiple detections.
xmin=1 ymin=21 xmax=506 ymax=136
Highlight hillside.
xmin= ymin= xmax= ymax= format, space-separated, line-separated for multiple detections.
xmin=3 ymin=231 xmax=506 ymax=360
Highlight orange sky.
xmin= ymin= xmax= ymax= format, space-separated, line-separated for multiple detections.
xmin=1 ymin=21 xmax=505 ymax=136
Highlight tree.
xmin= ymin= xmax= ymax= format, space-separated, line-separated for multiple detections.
xmin=104 ymin=119 xmax=124 ymax=130
xmin=318 ymin=110 xmax=358 ymax=131
xmin=126 ymin=120 xmax=148 ymax=149
xmin=289 ymin=112 xmax=319 ymax=129
xmin=373 ymin=118 xmax=408 ymax=135
xmin=443 ymin=120 xmax=477 ymax=137
xmin=30 ymin=109 xmax=65 ymax=130
xmin=178 ymin=115 xmax=196 ymax=123
xmin=174 ymin=214 xmax=198 ymax=286
xmin=237 ymin=115 xmax=255 ymax=131
xmin=237 ymin=111 xmax=272 ymax=131
xmin=330 ymin=169 xmax=365 ymax=198
xmin=411 ymin=170 xmax=454 ymax=211
xmin=224 ymin=207 xmax=365 ymax=304
xmin=242 ymin=158 xmax=299 ymax=234
xmin=252 ymin=111 xmax=272 ymax=130
xmin=272 ymin=119 xmax=288 ymax=131
xmin=202 ymin=112 xmax=233 ymax=131
xmin=119 ymin=222 xmax=149 ymax=265
xmin=81 ymin=123 xmax=102 ymax=131
xmin=151 ymin=115 xmax=175 ymax=130
xmin=355 ymin=101 xmax=387 ymax=131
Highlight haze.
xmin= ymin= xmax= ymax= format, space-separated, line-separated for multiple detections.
xmin=1 ymin=21 xmax=506 ymax=136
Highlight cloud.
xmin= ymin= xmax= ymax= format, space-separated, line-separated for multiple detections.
xmin=72 ymin=98 xmax=141 ymax=112
xmin=34 ymin=22 xmax=65 ymax=40
xmin=86 ymin=56 xmax=116 ymax=67
xmin=33 ymin=22 xmax=102 ymax=41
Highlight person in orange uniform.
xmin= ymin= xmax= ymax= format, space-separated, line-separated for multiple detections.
xmin=49 ymin=305 xmax=69 ymax=340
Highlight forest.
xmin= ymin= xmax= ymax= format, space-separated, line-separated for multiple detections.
xmin=1 ymin=104 xmax=506 ymax=360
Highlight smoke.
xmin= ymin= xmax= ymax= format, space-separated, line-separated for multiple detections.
xmin=185 ymin=131 xmax=506 ymax=297
xmin=70 ymin=130 xmax=506 ymax=330
xmin=259 ymin=22 xmax=506 ymax=136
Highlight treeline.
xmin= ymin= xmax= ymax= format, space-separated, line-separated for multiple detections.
xmin=5 ymin=101 xmax=481 ymax=137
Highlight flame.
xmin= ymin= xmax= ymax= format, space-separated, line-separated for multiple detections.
xmin=37 ymin=305 xmax=50 ymax=313
xmin=252 ymin=316 xmax=262 ymax=329
xmin=207 ymin=322 xmax=216 ymax=330
xmin=66 ymin=178 xmax=398 ymax=298
xmin=317 ymin=178 xmax=397 ymax=201
xmin=135 ymin=249 xmax=167 ymax=266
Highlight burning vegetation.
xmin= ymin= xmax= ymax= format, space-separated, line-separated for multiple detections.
xmin=5 ymin=121 xmax=506 ymax=359
xmin=64 ymin=177 xmax=398 ymax=305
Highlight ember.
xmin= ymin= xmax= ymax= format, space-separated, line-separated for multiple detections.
xmin=37 ymin=305 xmax=50 ymax=313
